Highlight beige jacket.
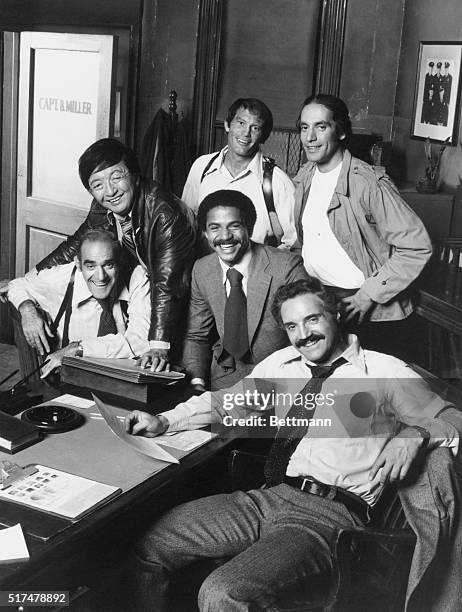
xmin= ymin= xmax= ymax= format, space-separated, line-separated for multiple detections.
xmin=293 ymin=150 xmax=432 ymax=321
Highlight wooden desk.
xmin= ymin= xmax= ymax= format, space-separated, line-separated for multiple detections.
xmin=0 ymin=384 xmax=236 ymax=608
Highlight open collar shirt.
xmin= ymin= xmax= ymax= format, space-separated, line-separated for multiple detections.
xmin=160 ymin=335 xmax=458 ymax=505
xmin=181 ymin=147 xmax=297 ymax=248
xmin=8 ymin=262 xmax=151 ymax=358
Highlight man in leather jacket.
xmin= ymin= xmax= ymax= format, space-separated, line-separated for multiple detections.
xmin=32 ymin=138 xmax=196 ymax=370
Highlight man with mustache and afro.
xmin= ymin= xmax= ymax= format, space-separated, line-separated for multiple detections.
xmin=181 ymin=189 xmax=308 ymax=391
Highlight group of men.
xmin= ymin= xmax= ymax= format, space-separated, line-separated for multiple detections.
xmin=421 ymin=60 xmax=453 ymax=126
xmin=3 ymin=94 xmax=459 ymax=611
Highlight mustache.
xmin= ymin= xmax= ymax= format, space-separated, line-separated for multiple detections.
xmin=295 ymin=334 xmax=324 ymax=348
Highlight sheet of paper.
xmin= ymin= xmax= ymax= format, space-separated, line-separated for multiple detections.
xmin=92 ymin=395 xmax=179 ymax=464
xmin=50 ymin=394 xmax=95 ymax=409
xmin=156 ymin=430 xmax=214 ymax=452
xmin=0 ymin=523 xmax=30 ymax=563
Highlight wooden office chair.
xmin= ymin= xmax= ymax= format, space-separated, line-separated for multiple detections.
xmin=227 ymin=449 xmax=415 ymax=612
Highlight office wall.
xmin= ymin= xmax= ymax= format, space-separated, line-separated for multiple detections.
xmin=393 ymin=0 xmax=462 ymax=233
xmin=216 ymin=0 xmax=320 ymax=130
xmin=136 ymin=0 xmax=199 ymax=147
xmin=340 ymin=0 xmax=405 ymax=140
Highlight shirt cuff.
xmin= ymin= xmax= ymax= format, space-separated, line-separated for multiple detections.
xmin=148 ymin=340 xmax=170 ymax=350
xmin=191 ymin=378 xmax=205 ymax=386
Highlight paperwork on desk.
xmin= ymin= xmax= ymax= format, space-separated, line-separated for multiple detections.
xmin=0 ymin=523 xmax=29 ymax=563
xmin=92 ymin=395 xmax=214 ymax=464
xmin=63 ymin=356 xmax=185 ymax=385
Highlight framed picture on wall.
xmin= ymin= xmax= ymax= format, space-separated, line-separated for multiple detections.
xmin=411 ymin=41 xmax=462 ymax=145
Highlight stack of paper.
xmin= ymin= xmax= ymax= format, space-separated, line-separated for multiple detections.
xmin=0 ymin=524 xmax=29 ymax=563
xmin=62 ymin=357 xmax=185 ymax=385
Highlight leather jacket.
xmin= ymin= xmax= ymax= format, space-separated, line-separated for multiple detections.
xmin=37 ymin=179 xmax=196 ymax=344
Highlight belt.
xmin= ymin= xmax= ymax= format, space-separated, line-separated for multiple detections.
xmin=283 ymin=476 xmax=370 ymax=523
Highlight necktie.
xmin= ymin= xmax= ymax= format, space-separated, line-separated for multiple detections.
xmin=264 ymin=357 xmax=347 ymax=487
xmin=119 ymin=216 xmax=138 ymax=262
xmin=97 ymin=299 xmax=118 ymax=337
xmin=222 ymin=268 xmax=249 ymax=360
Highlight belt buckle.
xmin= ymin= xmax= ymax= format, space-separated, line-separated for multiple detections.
xmin=300 ymin=478 xmax=309 ymax=492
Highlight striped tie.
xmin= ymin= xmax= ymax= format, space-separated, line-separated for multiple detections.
xmin=119 ymin=216 xmax=138 ymax=262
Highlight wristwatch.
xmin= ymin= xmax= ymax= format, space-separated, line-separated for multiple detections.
xmin=408 ymin=425 xmax=430 ymax=449
xmin=75 ymin=341 xmax=84 ymax=358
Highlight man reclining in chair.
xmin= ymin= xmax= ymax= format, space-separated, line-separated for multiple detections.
xmin=7 ymin=229 xmax=151 ymax=379
xmin=124 ymin=277 xmax=461 ymax=612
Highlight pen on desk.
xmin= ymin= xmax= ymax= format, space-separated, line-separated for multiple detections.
xmin=0 ymin=368 xmax=20 ymax=387
xmin=9 ymin=359 xmax=51 ymax=393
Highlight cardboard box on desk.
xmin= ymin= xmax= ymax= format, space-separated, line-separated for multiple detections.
xmin=61 ymin=356 xmax=185 ymax=405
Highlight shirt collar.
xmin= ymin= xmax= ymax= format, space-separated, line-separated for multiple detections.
xmin=205 ymin=147 xmax=263 ymax=182
xmin=279 ymin=334 xmax=367 ymax=373
xmin=111 ymin=210 xmax=132 ymax=223
xmin=218 ymin=247 xmax=253 ymax=284
xmin=73 ymin=268 xmax=129 ymax=307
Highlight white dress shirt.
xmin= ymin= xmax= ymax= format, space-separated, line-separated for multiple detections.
xmin=8 ymin=263 xmax=152 ymax=358
xmin=191 ymin=248 xmax=253 ymax=388
xmin=159 ymin=335 xmax=458 ymax=505
xmin=181 ymin=147 xmax=297 ymax=248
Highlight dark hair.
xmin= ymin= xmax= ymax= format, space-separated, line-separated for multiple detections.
xmin=271 ymin=277 xmax=340 ymax=328
xmin=197 ymin=190 xmax=257 ymax=234
xmin=77 ymin=228 xmax=122 ymax=262
xmin=295 ymin=93 xmax=352 ymax=145
xmin=79 ymin=138 xmax=141 ymax=190
xmin=436 ymin=61 xmax=442 ymax=68
xmin=225 ymin=98 xmax=273 ymax=143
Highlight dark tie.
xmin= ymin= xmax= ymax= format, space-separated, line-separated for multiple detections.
xmin=264 ymin=357 xmax=347 ymax=487
xmin=119 ymin=216 xmax=138 ymax=261
xmin=97 ymin=299 xmax=118 ymax=337
xmin=222 ymin=268 xmax=249 ymax=361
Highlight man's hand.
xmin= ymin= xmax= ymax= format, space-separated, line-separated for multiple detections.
xmin=19 ymin=301 xmax=54 ymax=355
xmin=0 ymin=279 xmax=10 ymax=304
xmin=124 ymin=411 xmax=169 ymax=437
xmin=342 ymin=291 xmax=374 ymax=324
xmin=40 ymin=342 xmax=81 ymax=378
xmin=137 ymin=348 xmax=170 ymax=372
xmin=369 ymin=432 xmax=424 ymax=484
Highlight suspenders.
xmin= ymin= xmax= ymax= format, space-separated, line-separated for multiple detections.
xmin=50 ymin=265 xmax=77 ymax=348
xmin=200 ymin=153 xmax=283 ymax=246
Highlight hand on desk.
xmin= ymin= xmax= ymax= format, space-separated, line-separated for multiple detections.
xmin=136 ymin=348 xmax=170 ymax=372
xmin=125 ymin=411 xmax=169 ymax=437
xmin=40 ymin=342 xmax=81 ymax=378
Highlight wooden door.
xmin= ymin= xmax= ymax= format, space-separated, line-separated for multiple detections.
xmin=16 ymin=32 xmax=116 ymax=274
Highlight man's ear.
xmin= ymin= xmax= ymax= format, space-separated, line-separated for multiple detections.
xmin=224 ymin=121 xmax=230 ymax=133
xmin=74 ymin=255 xmax=82 ymax=271
xmin=339 ymin=131 xmax=346 ymax=141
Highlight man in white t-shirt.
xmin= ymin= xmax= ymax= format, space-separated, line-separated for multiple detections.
xmin=182 ymin=98 xmax=296 ymax=249
xmin=293 ymin=94 xmax=432 ymax=360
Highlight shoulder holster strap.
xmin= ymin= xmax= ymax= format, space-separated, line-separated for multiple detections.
xmin=200 ymin=152 xmax=221 ymax=183
xmin=262 ymin=157 xmax=284 ymax=246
